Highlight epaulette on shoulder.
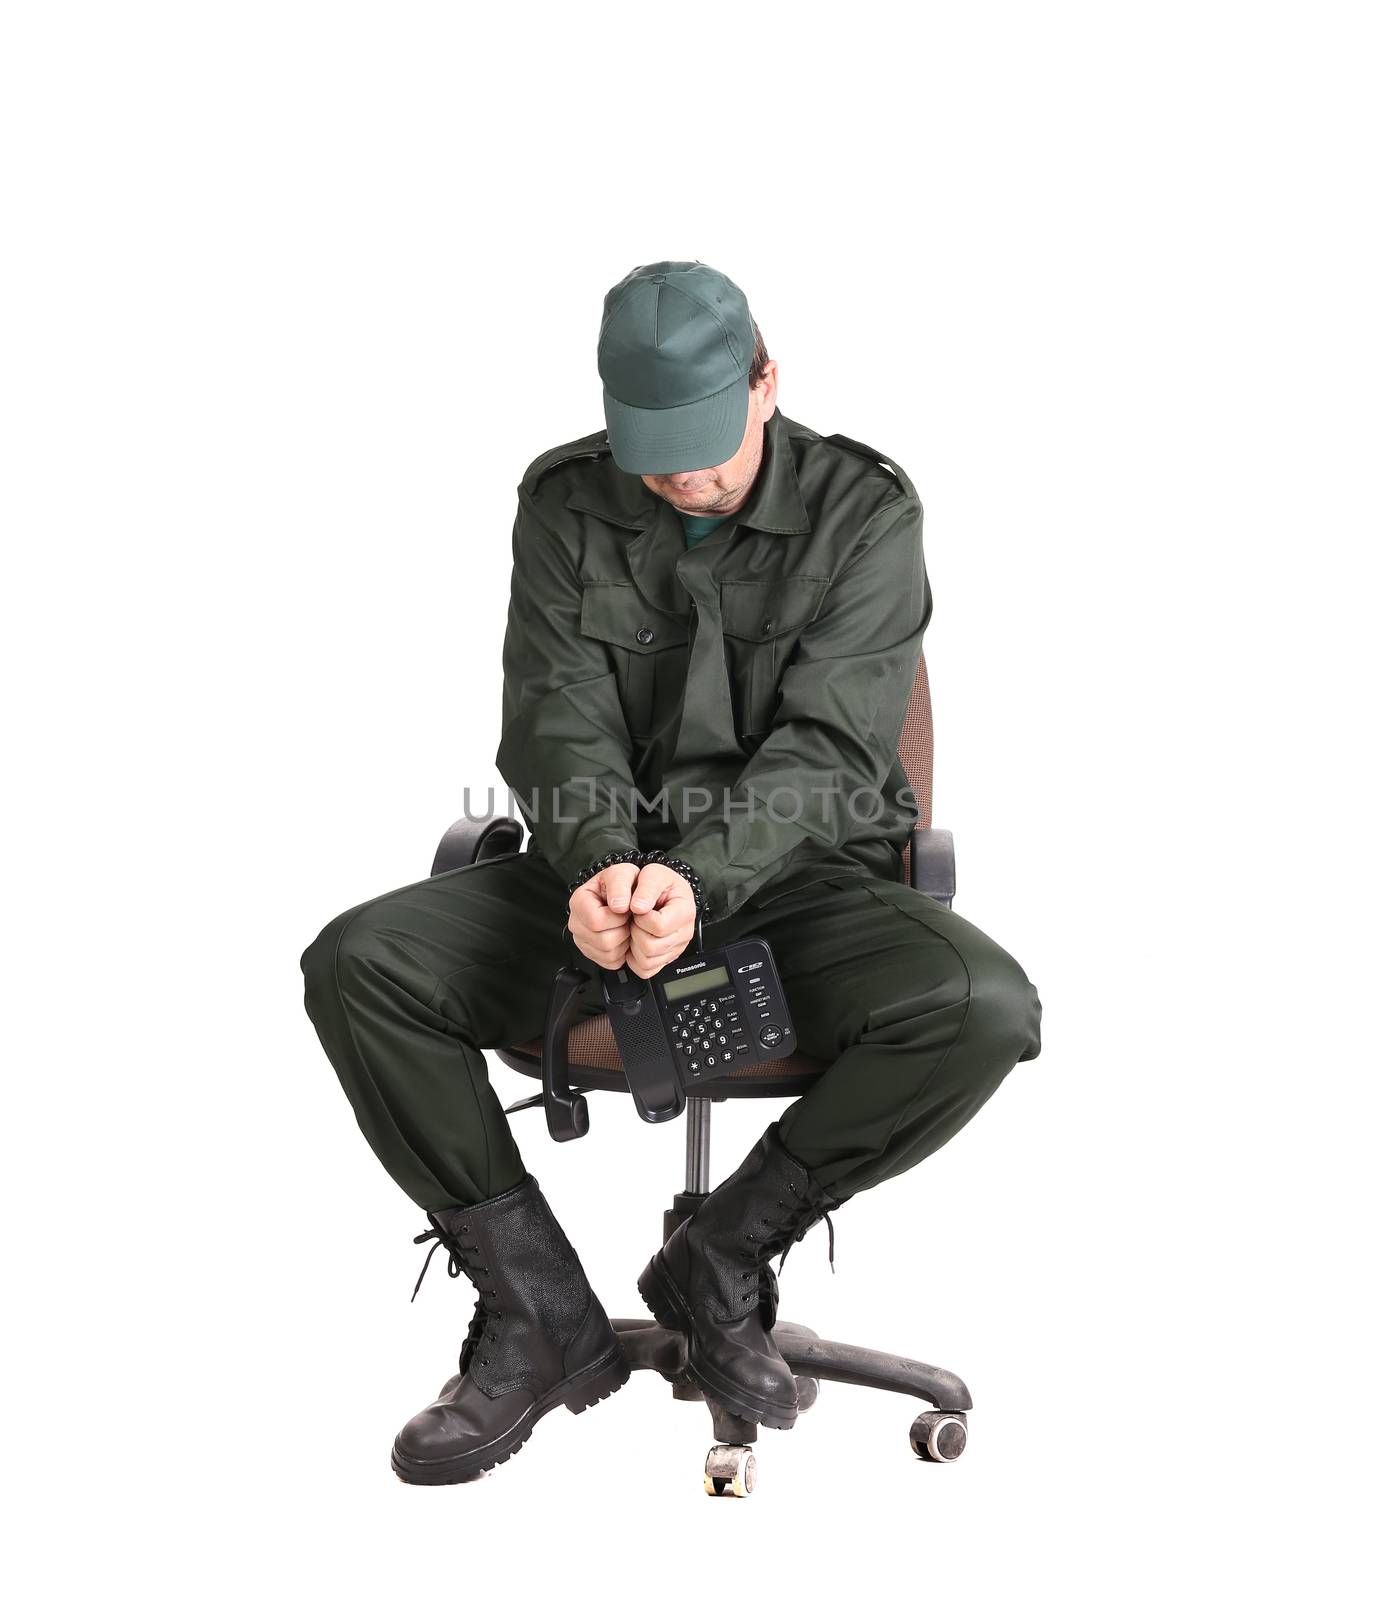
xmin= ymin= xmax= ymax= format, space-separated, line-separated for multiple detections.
xmin=520 ymin=429 xmax=611 ymax=491
xmin=820 ymin=430 xmax=920 ymax=505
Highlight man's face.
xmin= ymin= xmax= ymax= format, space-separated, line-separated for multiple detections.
xmin=640 ymin=361 xmax=778 ymax=517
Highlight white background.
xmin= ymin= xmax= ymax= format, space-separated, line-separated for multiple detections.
xmin=3 ymin=3 xmax=1376 ymax=1594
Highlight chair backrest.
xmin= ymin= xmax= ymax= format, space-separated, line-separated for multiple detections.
xmin=897 ymin=654 xmax=934 ymax=886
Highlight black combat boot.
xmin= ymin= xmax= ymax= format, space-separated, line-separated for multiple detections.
xmin=391 ymin=1174 xmax=630 ymax=1484
xmin=637 ymin=1122 xmax=840 ymax=1430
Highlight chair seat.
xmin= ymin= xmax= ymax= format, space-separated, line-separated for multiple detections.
xmin=494 ymin=1012 xmax=829 ymax=1101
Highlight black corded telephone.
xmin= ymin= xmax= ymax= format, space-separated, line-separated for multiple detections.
xmin=541 ymin=921 xmax=797 ymax=1140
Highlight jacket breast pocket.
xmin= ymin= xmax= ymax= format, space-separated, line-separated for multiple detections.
xmin=719 ymin=576 xmax=829 ymax=735
xmin=579 ymin=582 xmax=690 ymax=739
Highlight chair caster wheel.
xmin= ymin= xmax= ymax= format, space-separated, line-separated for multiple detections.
xmin=795 ymin=1375 xmax=819 ymax=1412
xmin=704 ymin=1443 xmax=757 ymax=1497
xmin=910 ymin=1410 xmax=968 ymax=1462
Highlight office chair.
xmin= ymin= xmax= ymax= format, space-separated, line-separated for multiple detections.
xmin=432 ymin=655 xmax=970 ymax=1496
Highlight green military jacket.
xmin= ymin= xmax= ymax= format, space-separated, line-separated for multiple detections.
xmin=495 ymin=407 xmax=931 ymax=924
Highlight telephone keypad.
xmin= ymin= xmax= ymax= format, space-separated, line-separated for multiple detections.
xmin=655 ymin=947 xmax=791 ymax=1092
xmin=668 ymin=989 xmax=745 ymax=1074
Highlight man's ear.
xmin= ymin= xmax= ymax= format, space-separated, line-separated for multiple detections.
xmin=755 ymin=360 xmax=779 ymax=422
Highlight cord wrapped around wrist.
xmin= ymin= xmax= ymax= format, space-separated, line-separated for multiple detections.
xmin=566 ymin=848 xmax=705 ymax=914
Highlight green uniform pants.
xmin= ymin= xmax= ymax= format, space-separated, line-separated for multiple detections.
xmin=300 ymin=851 xmax=1041 ymax=1213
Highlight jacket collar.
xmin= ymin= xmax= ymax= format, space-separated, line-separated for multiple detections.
xmin=563 ymin=408 xmax=812 ymax=537
xmin=730 ymin=408 xmax=812 ymax=535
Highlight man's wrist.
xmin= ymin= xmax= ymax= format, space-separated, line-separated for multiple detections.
xmin=567 ymin=846 xmax=708 ymax=916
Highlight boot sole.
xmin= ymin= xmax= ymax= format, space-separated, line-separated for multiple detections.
xmin=638 ymin=1255 xmax=798 ymax=1431
xmin=390 ymin=1341 xmax=631 ymax=1485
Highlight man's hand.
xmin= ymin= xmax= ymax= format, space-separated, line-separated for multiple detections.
xmin=567 ymin=862 xmax=638 ymax=971
xmin=626 ymin=864 xmax=696 ymax=979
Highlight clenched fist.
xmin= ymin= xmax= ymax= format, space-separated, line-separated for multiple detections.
xmin=566 ymin=861 xmax=697 ymax=978
xmin=566 ymin=861 xmax=639 ymax=972
xmin=625 ymin=863 xmax=697 ymax=979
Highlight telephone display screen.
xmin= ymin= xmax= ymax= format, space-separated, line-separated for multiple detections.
xmin=661 ymin=963 xmax=731 ymax=1002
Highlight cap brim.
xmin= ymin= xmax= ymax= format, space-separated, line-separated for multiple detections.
xmin=603 ymin=375 xmax=750 ymax=475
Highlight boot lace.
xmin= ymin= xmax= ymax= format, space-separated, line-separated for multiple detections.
xmin=410 ymin=1220 xmax=506 ymax=1370
xmin=737 ymin=1181 xmax=838 ymax=1303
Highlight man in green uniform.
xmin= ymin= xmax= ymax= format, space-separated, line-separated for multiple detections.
xmin=301 ymin=260 xmax=1041 ymax=1482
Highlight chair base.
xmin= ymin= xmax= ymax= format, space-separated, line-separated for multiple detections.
xmin=608 ymin=1314 xmax=973 ymax=1490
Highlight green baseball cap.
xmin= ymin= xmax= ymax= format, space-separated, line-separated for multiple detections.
xmin=598 ymin=260 xmax=755 ymax=475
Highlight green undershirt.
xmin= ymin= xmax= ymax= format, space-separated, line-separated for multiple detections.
xmin=678 ymin=510 xmax=734 ymax=550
